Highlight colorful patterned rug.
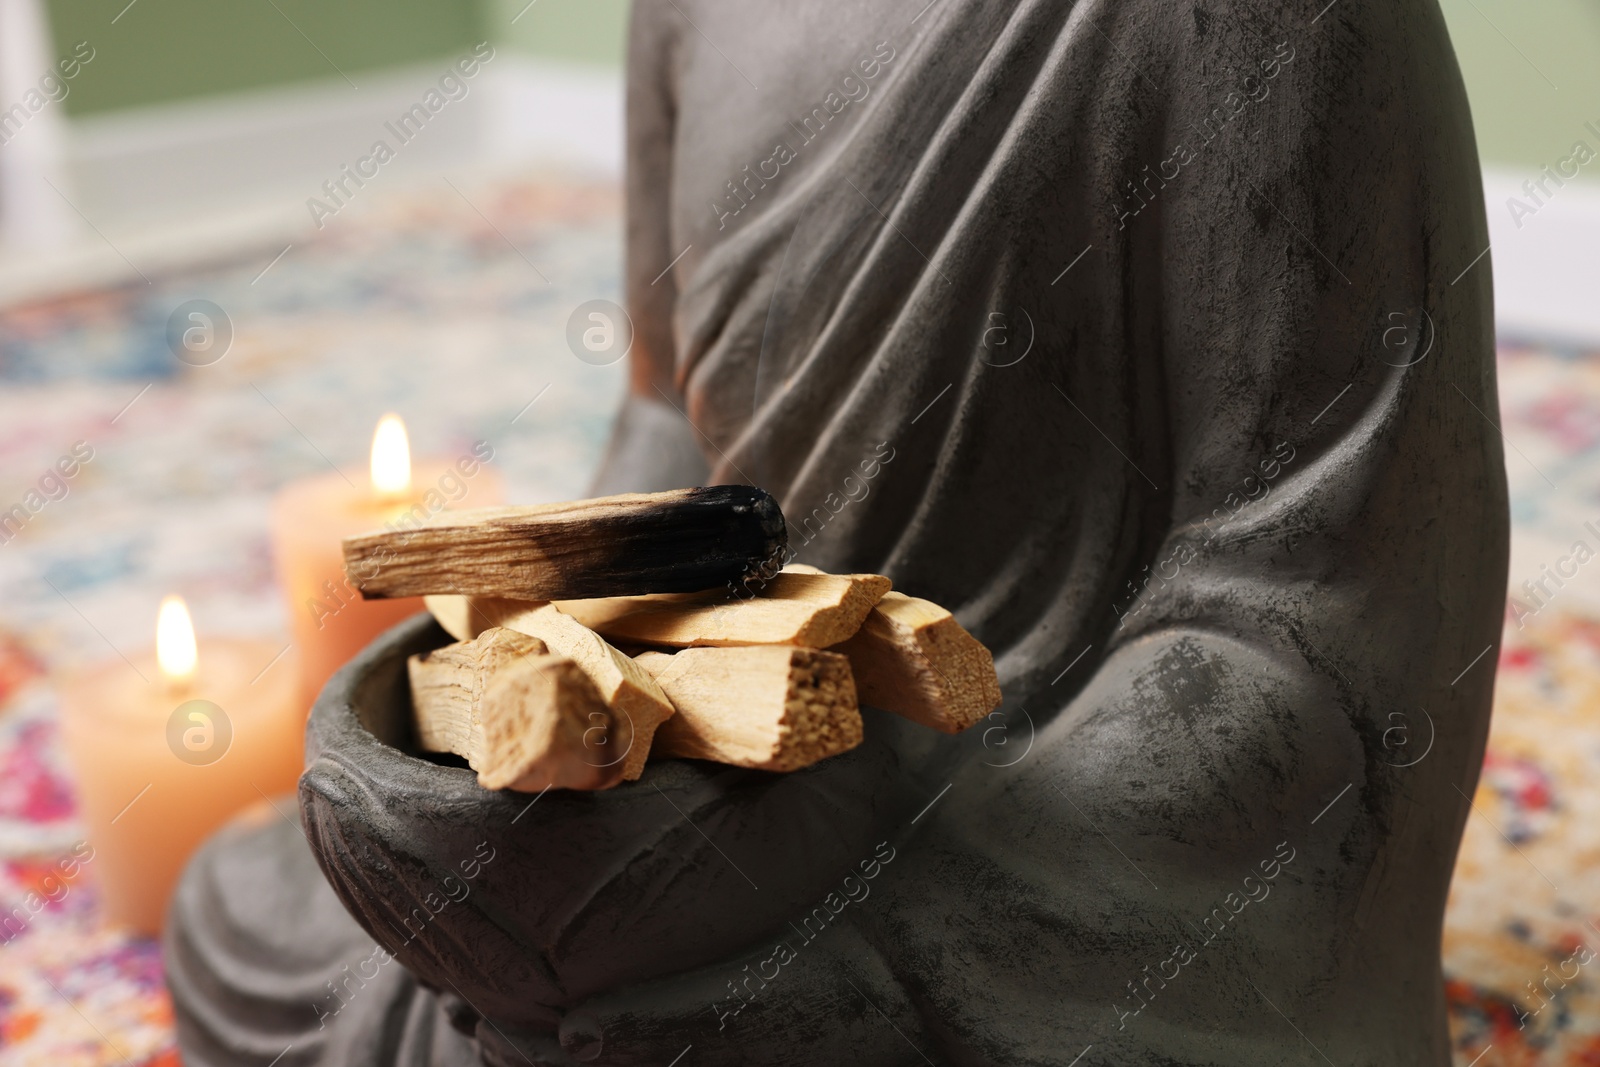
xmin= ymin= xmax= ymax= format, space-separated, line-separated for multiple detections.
xmin=1443 ymin=344 xmax=1600 ymax=1066
xmin=0 ymin=175 xmax=1594 ymax=1065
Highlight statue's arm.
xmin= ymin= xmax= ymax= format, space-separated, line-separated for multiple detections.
xmin=590 ymin=0 xmax=710 ymax=496
xmin=555 ymin=4 xmax=1503 ymax=1064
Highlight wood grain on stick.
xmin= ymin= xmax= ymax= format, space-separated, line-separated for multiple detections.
xmin=634 ymin=646 xmax=863 ymax=771
xmin=344 ymin=486 xmax=787 ymax=601
xmin=556 ymin=571 xmax=891 ymax=649
xmin=425 ymin=596 xmax=674 ymax=780
xmin=833 ymin=590 xmax=1002 ymax=733
xmin=407 ymin=627 xmax=544 ymax=767
xmin=424 ymin=593 xmax=476 ymax=643
xmin=407 ymin=627 xmax=628 ymax=792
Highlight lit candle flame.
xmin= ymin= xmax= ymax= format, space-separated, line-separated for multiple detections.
xmin=370 ymin=414 xmax=411 ymax=497
xmin=156 ymin=595 xmax=198 ymax=687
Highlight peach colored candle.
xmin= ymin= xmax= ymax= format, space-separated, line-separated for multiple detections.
xmin=270 ymin=415 xmax=501 ymax=710
xmin=58 ymin=596 xmax=302 ymax=935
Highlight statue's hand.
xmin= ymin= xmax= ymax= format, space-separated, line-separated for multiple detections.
xmin=301 ymin=671 xmax=944 ymax=1033
xmin=506 ymin=720 xmax=936 ymax=1008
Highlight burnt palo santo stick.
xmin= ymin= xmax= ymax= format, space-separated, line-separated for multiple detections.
xmin=635 ymin=646 xmax=863 ymax=772
xmin=344 ymin=486 xmax=787 ymax=602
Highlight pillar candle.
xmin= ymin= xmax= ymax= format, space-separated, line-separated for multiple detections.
xmin=58 ymin=597 xmax=302 ymax=935
xmin=269 ymin=415 xmax=502 ymax=710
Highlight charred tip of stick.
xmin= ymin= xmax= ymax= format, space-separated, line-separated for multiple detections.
xmin=693 ymin=484 xmax=788 ymax=584
xmin=743 ymin=541 xmax=790 ymax=587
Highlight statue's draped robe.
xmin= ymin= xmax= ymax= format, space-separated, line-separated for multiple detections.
xmin=168 ymin=0 xmax=1507 ymax=1064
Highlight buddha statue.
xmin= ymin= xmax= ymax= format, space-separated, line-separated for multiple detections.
xmin=166 ymin=0 xmax=1508 ymax=1063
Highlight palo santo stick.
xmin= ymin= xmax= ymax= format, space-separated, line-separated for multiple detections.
xmin=425 ymin=596 xmax=674 ymax=781
xmin=425 ymin=593 xmax=475 ymax=642
xmin=408 ymin=627 xmax=545 ymax=767
xmin=478 ymin=655 xmax=626 ymax=792
xmin=408 ymin=628 xmax=628 ymax=792
xmin=344 ymin=486 xmax=787 ymax=602
xmin=635 ymin=647 xmax=863 ymax=771
xmin=556 ymin=571 xmax=891 ymax=649
xmin=833 ymin=591 xmax=1002 ymax=733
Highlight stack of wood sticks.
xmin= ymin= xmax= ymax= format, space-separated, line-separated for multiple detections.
xmin=341 ymin=486 xmax=1001 ymax=792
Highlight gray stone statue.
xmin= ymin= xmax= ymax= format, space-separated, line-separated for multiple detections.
xmin=165 ymin=0 xmax=1508 ymax=1063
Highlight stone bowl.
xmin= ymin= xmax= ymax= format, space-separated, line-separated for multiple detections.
xmin=297 ymin=614 xmax=932 ymax=1033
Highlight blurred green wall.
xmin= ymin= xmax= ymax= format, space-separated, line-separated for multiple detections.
xmin=1438 ymin=0 xmax=1600 ymax=177
xmin=47 ymin=0 xmax=483 ymax=114
xmin=41 ymin=0 xmax=1600 ymax=182
xmin=488 ymin=0 xmax=629 ymax=67
xmin=44 ymin=0 xmax=628 ymax=117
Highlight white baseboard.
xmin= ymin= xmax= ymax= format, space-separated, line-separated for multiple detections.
xmin=479 ymin=59 xmax=623 ymax=177
xmin=0 ymin=54 xmax=621 ymax=304
xmin=0 ymin=0 xmax=80 ymax=250
xmin=1483 ymin=166 xmax=1600 ymax=349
